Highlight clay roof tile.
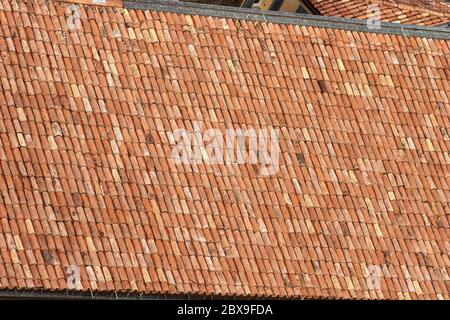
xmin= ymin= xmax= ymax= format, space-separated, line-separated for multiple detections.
xmin=0 ymin=0 xmax=448 ymax=300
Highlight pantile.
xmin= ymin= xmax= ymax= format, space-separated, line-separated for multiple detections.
xmin=0 ymin=0 xmax=449 ymax=300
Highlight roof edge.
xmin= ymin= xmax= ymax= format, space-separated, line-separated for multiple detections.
xmin=0 ymin=288 xmax=314 ymax=300
xmin=124 ymin=0 xmax=450 ymax=40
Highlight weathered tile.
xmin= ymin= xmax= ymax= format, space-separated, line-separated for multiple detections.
xmin=0 ymin=0 xmax=448 ymax=301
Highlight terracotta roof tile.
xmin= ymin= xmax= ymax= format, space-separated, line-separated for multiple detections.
xmin=0 ymin=0 xmax=449 ymax=300
xmin=310 ymin=0 xmax=450 ymax=26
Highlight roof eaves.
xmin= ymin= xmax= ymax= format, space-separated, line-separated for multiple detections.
xmin=124 ymin=0 xmax=450 ymax=40
xmin=391 ymin=0 xmax=450 ymax=17
xmin=0 ymin=288 xmax=323 ymax=300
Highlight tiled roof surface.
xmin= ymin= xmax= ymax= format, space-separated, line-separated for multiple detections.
xmin=310 ymin=0 xmax=450 ymax=26
xmin=0 ymin=0 xmax=449 ymax=299
xmin=397 ymin=0 xmax=450 ymax=12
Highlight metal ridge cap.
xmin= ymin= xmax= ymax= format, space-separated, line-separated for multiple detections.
xmin=124 ymin=0 xmax=450 ymax=40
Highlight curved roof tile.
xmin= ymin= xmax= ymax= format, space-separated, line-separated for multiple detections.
xmin=0 ymin=0 xmax=449 ymax=299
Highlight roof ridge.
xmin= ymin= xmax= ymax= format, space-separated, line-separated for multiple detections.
xmin=125 ymin=0 xmax=450 ymax=39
